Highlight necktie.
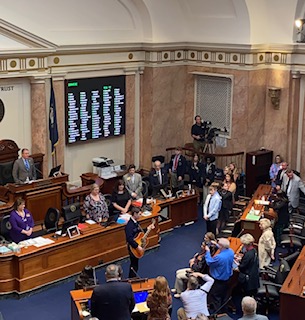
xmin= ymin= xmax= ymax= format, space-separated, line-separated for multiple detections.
xmin=173 ymin=155 xmax=179 ymax=171
xmin=286 ymin=179 xmax=290 ymax=193
xmin=25 ymin=159 xmax=30 ymax=171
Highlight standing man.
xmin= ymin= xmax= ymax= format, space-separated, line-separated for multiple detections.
xmin=205 ymin=238 xmax=234 ymax=315
xmin=125 ymin=206 xmax=154 ymax=278
xmin=12 ymin=148 xmax=37 ymax=184
xmin=91 ymin=264 xmax=135 ymax=320
xmin=202 ymin=155 xmax=216 ymax=202
xmin=149 ymin=160 xmax=168 ymax=196
xmin=169 ymin=147 xmax=187 ymax=193
xmin=280 ymin=169 xmax=305 ymax=212
xmin=275 ymin=161 xmax=288 ymax=187
xmin=123 ymin=164 xmax=142 ymax=199
xmin=191 ymin=115 xmax=206 ymax=152
xmin=203 ymin=185 xmax=222 ymax=235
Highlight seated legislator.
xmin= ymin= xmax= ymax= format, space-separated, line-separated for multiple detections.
xmin=123 ymin=164 xmax=143 ymax=199
xmin=9 ymin=198 xmax=34 ymax=243
xmin=172 ymin=232 xmax=217 ymax=298
xmin=111 ymin=179 xmax=132 ymax=214
xmin=147 ymin=276 xmax=172 ymax=320
xmin=149 ymin=160 xmax=169 ymax=196
xmin=83 ymin=183 xmax=109 ymax=222
xmin=91 ymin=264 xmax=135 ymax=320
xmin=12 ymin=148 xmax=37 ymax=184
xmin=177 ymin=273 xmax=214 ymax=320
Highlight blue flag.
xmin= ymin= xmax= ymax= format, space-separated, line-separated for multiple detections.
xmin=49 ymin=79 xmax=59 ymax=155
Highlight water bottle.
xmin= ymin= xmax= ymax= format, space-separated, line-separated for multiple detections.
xmin=25 ymin=176 xmax=30 ymax=183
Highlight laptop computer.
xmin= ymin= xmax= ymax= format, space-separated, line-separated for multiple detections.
xmin=100 ymin=213 xmax=119 ymax=227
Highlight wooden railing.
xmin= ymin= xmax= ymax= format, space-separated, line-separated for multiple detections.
xmin=166 ymin=146 xmax=245 ymax=173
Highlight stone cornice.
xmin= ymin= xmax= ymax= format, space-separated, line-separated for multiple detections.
xmin=2 ymin=41 xmax=305 ymax=78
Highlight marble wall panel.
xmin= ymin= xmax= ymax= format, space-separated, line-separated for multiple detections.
xmin=31 ymin=81 xmax=48 ymax=176
xmin=125 ymin=75 xmax=136 ymax=166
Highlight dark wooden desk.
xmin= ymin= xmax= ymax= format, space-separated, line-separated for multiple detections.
xmin=0 ymin=207 xmax=160 ymax=295
xmin=240 ymin=184 xmax=273 ymax=241
xmin=156 ymin=193 xmax=199 ymax=232
xmin=70 ymin=278 xmax=155 ymax=320
xmin=280 ymin=246 xmax=305 ymax=319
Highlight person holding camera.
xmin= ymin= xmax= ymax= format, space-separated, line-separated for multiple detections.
xmin=191 ymin=115 xmax=206 ymax=152
xmin=171 ymin=232 xmax=217 ymax=298
xmin=177 ymin=273 xmax=214 ymax=320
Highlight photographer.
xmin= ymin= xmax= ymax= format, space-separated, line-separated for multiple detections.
xmin=177 ymin=273 xmax=214 ymax=320
xmin=191 ymin=115 xmax=206 ymax=152
xmin=171 ymin=232 xmax=217 ymax=298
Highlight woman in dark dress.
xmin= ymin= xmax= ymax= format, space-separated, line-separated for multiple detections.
xmin=218 ymin=182 xmax=233 ymax=232
xmin=9 ymin=198 xmax=34 ymax=243
xmin=111 ymin=179 xmax=132 ymax=214
xmin=147 ymin=276 xmax=172 ymax=320
xmin=189 ymin=154 xmax=203 ymax=188
xmin=238 ymin=233 xmax=260 ymax=296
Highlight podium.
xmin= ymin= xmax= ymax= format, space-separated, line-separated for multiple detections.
xmin=6 ymin=174 xmax=69 ymax=222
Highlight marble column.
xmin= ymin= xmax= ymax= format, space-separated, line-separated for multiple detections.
xmin=287 ymin=71 xmax=301 ymax=169
xmin=30 ymin=77 xmax=48 ymax=177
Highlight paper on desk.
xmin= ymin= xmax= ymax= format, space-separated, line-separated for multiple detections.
xmin=142 ymin=211 xmax=152 ymax=217
xmin=32 ymin=237 xmax=55 ymax=247
xmin=246 ymin=212 xmax=261 ymax=221
xmin=85 ymin=219 xmax=96 ymax=225
xmin=136 ymin=302 xmax=149 ymax=313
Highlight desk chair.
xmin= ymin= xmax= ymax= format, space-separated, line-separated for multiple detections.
xmin=0 ymin=215 xmax=12 ymax=242
xmin=33 ymin=208 xmax=60 ymax=237
xmin=256 ymin=258 xmax=291 ymax=314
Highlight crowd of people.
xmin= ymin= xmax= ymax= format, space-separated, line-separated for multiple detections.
xmin=7 ymin=138 xmax=305 ymax=320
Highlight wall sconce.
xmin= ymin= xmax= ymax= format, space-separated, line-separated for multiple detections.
xmin=268 ymin=87 xmax=281 ymax=109
xmin=295 ymin=19 xmax=305 ymax=42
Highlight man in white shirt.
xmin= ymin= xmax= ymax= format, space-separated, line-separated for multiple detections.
xmin=177 ymin=272 xmax=214 ymax=320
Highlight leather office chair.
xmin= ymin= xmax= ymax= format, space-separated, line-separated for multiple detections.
xmin=141 ymin=180 xmax=149 ymax=198
xmin=62 ymin=202 xmax=81 ymax=222
xmin=256 ymin=258 xmax=291 ymax=314
xmin=33 ymin=208 xmax=60 ymax=237
xmin=0 ymin=215 xmax=12 ymax=241
xmin=0 ymin=161 xmax=14 ymax=185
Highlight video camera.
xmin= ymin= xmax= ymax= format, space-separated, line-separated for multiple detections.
xmin=202 ymin=121 xmax=227 ymax=143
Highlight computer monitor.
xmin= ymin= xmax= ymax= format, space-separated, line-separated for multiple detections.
xmin=60 ymin=219 xmax=78 ymax=236
xmin=134 ymin=291 xmax=149 ymax=304
xmin=101 ymin=213 xmax=119 ymax=227
xmin=151 ymin=183 xmax=168 ymax=198
xmin=49 ymin=165 xmax=61 ymax=177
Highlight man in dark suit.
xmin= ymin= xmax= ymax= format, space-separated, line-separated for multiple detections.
xmin=149 ymin=160 xmax=168 ymax=196
xmin=91 ymin=264 xmax=135 ymax=320
xmin=12 ymin=148 xmax=36 ymax=184
xmin=202 ymin=155 xmax=216 ymax=202
xmin=125 ymin=206 xmax=154 ymax=278
xmin=169 ymin=146 xmax=187 ymax=193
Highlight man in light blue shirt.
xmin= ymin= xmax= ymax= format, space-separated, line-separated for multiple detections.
xmin=203 ymin=185 xmax=222 ymax=235
xmin=205 ymin=238 xmax=234 ymax=315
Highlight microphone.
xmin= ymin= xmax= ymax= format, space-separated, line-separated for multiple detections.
xmin=35 ymin=166 xmax=44 ymax=179
xmin=236 ymin=228 xmax=245 ymax=238
xmin=130 ymin=267 xmax=141 ymax=279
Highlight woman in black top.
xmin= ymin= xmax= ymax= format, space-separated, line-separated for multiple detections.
xmin=111 ymin=179 xmax=132 ymax=214
xmin=238 ymin=233 xmax=260 ymax=296
xmin=188 ymin=154 xmax=203 ymax=188
xmin=218 ymin=182 xmax=233 ymax=232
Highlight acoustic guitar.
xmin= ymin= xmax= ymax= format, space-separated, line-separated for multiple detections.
xmin=130 ymin=219 xmax=156 ymax=259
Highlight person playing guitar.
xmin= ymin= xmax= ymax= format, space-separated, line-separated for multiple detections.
xmin=125 ymin=206 xmax=155 ymax=278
